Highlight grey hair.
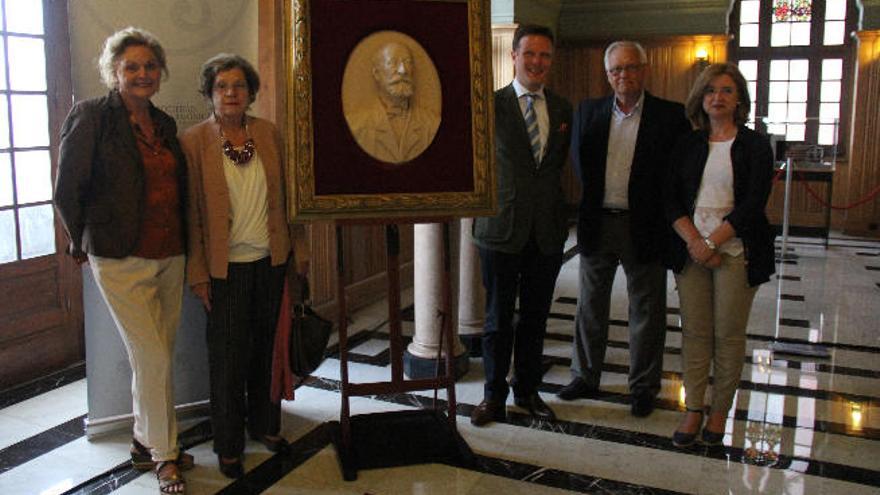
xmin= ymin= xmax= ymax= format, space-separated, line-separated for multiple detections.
xmin=97 ymin=27 xmax=167 ymax=90
xmin=603 ymin=41 xmax=648 ymax=70
xmin=198 ymin=53 xmax=260 ymax=106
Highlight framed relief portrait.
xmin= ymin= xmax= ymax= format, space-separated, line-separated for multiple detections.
xmin=285 ymin=0 xmax=495 ymax=220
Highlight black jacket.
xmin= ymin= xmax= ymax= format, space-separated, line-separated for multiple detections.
xmin=665 ymin=126 xmax=775 ymax=286
xmin=571 ymin=92 xmax=690 ymax=262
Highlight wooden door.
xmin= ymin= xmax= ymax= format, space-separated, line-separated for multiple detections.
xmin=0 ymin=1 xmax=79 ymax=390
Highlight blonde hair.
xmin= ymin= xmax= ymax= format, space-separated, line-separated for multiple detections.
xmin=97 ymin=27 xmax=167 ymax=90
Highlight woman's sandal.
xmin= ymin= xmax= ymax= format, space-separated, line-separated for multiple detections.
xmin=156 ymin=461 xmax=186 ymax=494
xmin=131 ymin=439 xmax=194 ymax=472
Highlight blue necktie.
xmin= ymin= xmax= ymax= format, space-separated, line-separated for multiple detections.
xmin=524 ymin=93 xmax=542 ymax=166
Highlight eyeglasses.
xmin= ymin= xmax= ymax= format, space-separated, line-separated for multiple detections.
xmin=606 ymin=64 xmax=644 ymax=76
xmin=214 ymin=81 xmax=248 ymax=93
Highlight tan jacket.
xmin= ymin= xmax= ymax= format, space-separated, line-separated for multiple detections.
xmin=182 ymin=116 xmax=292 ymax=285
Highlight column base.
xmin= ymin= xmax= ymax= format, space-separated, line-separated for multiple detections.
xmin=403 ymin=349 xmax=470 ymax=380
xmin=459 ymin=333 xmax=483 ymax=357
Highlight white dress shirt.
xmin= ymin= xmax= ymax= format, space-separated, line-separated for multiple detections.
xmin=603 ymin=92 xmax=644 ymax=210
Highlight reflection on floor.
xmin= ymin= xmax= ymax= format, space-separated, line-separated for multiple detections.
xmin=1 ymin=233 xmax=879 ymax=494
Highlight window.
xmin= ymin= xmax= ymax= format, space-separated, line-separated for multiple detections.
xmin=0 ymin=0 xmax=53 ymax=264
xmin=729 ymin=0 xmax=856 ymax=150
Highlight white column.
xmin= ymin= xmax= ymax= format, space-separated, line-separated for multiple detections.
xmin=457 ymin=218 xmax=484 ymax=348
xmin=405 ymin=221 xmax=468 ymax=378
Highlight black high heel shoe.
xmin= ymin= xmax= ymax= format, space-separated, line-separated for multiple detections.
xmin=701 ymin=410 xmax=727 ymax=445
xmin=701 ymin=428 xmax=725 ymax=445
xmin=672 ymin=409 xmax=704 ymax=448
xmin=253 ymin=434 xmax=291 ymax=454
xmin=218 ymin=456 xmax=244 ymax=479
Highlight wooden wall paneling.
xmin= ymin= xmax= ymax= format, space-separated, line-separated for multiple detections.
xmin=845 ymin=31 xmax=880 ymax=235
xmin=256 ymin=0 xmax=284 ymax=123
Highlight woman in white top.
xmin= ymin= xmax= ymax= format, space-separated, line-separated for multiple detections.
xmin=665 ymin=63 xmax=775 ymax=448
xmin=182 ymin=54 xmax=301 ymax=478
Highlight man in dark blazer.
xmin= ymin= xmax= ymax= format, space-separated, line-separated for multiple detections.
xmin=558 ymin=41 xmax=690 ymax=417
xmin=471 ymin=24 xmax=572 ymax=426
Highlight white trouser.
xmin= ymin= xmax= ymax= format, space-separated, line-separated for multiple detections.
xmin=89 ymin=254 xmax=185 ymax=461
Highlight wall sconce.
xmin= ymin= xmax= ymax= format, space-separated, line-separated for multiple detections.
xmin=695 ymin=48 xmax=710 ymax=70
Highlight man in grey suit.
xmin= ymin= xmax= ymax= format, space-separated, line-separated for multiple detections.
xmin=558 ymin=41 xmax=690 ymax=417
xmin=471 ymin=24 xmax=572 ymax=427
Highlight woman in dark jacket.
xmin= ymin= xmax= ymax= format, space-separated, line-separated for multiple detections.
xmin=54 ymin=27 xmax=191 ymax=493
xmin=665 ymin=62 xmax=775 ymax=448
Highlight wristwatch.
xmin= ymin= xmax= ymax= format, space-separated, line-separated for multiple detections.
xmin=703 ymin=237 xmax=717 ymax=250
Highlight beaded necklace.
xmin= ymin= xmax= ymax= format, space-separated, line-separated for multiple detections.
xmin=219 ymin=118 xmax=255 ymax=166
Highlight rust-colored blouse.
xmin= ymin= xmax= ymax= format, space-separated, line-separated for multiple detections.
xmin=131 ymin=121 xmax=184 ymax=259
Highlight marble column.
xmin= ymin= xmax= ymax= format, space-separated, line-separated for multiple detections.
xmin=404 ymin=222 xmax=469 ymax=379
xmin=457 ymin=218 xmax=485 ymax=356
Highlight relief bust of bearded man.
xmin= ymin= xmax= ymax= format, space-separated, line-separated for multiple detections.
xmin=346 ymin=41 xmax=440 ymax=164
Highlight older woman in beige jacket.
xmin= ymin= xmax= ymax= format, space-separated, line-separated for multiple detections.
xmin=182 ymin=53 xmax=302 ymax=479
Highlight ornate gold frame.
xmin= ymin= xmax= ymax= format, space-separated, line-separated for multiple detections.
xmin=284 ymin=0 xmax=495 ymax=220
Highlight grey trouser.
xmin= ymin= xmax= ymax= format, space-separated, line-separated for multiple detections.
xmin=572 ymin=212 xmax=667 ymax=397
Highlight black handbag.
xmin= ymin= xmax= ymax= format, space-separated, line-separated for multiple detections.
xmin=288 ymin=277 xmax=332 ymax=377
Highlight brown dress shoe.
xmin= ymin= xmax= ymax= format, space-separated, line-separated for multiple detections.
xmin=470 ymin=399 xmax=506 ymax=426
xmin=514 ymin=393 xmax=557 ymax=421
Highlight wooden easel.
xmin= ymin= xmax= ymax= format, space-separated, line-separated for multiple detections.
xmin=331 ymin=218 xmax=474 ymax=481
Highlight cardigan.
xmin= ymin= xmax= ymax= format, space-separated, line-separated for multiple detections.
xmin=665 ymin=126 xmax=776 ymax=287
xmin=182 ymin=116 xmax=291 ymax=284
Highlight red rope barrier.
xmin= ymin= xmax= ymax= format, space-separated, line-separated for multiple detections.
xmin=770 ymin=167 xmax=880 ymax=210
xmin=797 ymin=175 xmax=880 ymax=210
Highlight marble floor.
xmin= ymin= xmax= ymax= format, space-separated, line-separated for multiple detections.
xmin=1 ymin=231 xmax=879 ymax=494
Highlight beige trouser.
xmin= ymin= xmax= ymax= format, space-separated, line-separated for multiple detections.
xmin=674 ymin=253 xmax=758 ymax=415
xmin=89 ymin=254 xmax=185 ymax=462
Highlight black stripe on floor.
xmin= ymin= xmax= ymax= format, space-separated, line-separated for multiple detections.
xmin=60 ymin=420 xmax=212 ymax=495
xmin=53 ymin=396 xmax=686 ymax=495
xmin=302 ymin=376 xmax=880 ymax=489
xmin=778 ymin=317 xmax=812 ymax=328
xmin=0 ymin=415 xmax=85 ymax=475
xmin=537 ymin=353 xmax=880 ymax=413
xmin=545 ymin=309 xmax=880 ymax=355
xmin=0 ymin=363 xmax=85 ymax=410
xmin=325 ymin=332 xmax=880 ymax=442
